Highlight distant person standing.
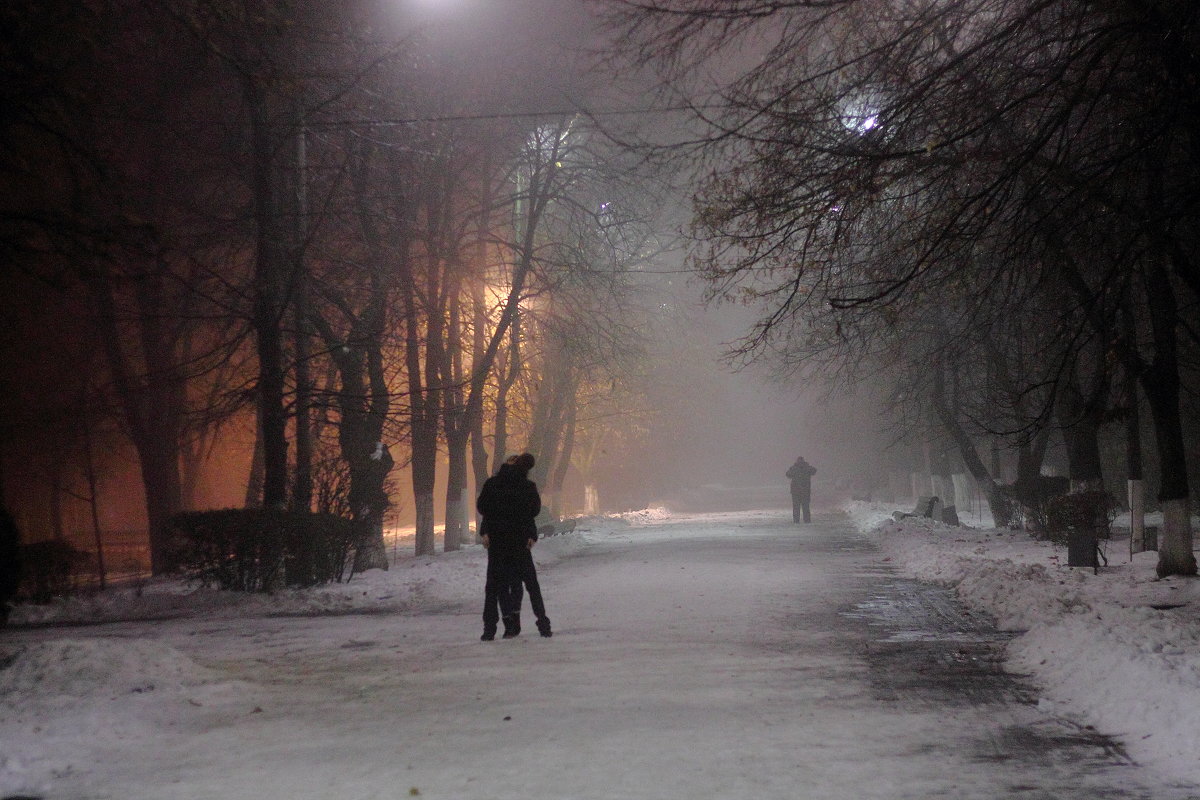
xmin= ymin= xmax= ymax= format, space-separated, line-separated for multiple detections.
xmin=786 ymin=456 xmax=817 ymax=523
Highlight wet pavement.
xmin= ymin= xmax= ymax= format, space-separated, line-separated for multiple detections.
xmin=809 ymin=518 xmax=1196 ymax=799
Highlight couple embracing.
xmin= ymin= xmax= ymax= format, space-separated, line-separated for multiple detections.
xmin=476 ymin=452 xmax=553 ymax=641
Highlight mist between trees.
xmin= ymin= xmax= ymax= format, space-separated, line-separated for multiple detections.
xmin=598 ymin=0 xmax=1199 ymax=577
xmin=0 ymin=1 xmax=680 ymax=580
xmin=1 ymin=0 xmax=1197 ymax=585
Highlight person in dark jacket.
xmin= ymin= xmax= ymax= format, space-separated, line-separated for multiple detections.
xmin=786 ymin=456 xmax=817 ymax=523
xmin=477 ymin=453 xmax=552 ymax=640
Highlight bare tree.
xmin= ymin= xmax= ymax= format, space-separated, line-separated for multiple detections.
xmin=601 ymin=0 xmax=1198 ymax=575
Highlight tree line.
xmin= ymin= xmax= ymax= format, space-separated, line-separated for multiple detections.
xmin=600 ymin=0 xmax=1199 ymax=576
xmin=0 ymin=0 xmax=667 ymax=576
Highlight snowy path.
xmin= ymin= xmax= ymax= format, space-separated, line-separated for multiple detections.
xmin=3 ymin=510 xmax=1194 ymax=799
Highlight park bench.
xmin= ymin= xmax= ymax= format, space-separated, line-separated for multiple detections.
xmin=892 ymin=495 xmax=942 ymax=522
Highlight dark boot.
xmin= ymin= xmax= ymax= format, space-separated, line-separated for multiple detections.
xmin=502 ymin=614 xmax=521 ymax=638
xmin=536 ymin=616 xmax=552 ymax=638
xmin=481 ymin=625 xmax=496 ymax=641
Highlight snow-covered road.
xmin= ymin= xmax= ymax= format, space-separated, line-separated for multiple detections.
xmin=2 ymin=509 xmax=1195 ymax=799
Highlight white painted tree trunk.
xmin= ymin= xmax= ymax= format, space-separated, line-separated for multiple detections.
xmin=1128 ymin=479 xmax=1145 ymax=556
xmin=463 ymin=496 xmax=476 ymax=542
xmin=1157 ymin=498 xmax=1197 ymax=577
xmin=911 ymin=472 xmax=930 ymax=502
xmin=444 ymin=494 xmax=467 ymax=552
xmin=584 ymin=485 xmax=599 ymax=516
xmin=952 ymin=473 xmax=975 ymax=517
xmin=414 ymin=492 xmax=435 ymax=557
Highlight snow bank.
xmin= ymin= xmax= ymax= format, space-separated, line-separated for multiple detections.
xmin=0 ymin=637 xmax=213 ymax=699
xmin=0 ymin=637 xmax=256 ymax=799
xmin=846 ymin=500 xmax=1200 ymax=784
xmin=612 ymin=507 xmax=675 ymax=524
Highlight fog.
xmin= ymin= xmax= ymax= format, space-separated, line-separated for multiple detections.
xmin=628 ymin=290 xmax=892 ymax=507
xmin=363 ymin=0 xmax=894 ymax=515
xmin=0 ymin=0 xmax=899 ymax=543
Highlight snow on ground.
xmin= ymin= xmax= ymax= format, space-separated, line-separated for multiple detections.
xmin=0 ymin=518 xmax=604 ymax=798
xmin=2 ymin=504 xmax=1199 ymax=796
xmin=845 ymin=500 xmax=1200 ymax=786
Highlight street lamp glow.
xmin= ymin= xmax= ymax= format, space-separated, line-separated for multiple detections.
xmin=840 ymin=95 xmax=881 ymax=134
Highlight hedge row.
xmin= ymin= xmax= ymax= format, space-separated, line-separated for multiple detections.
xmin=167 ymin=509 xmax=360 ymax=592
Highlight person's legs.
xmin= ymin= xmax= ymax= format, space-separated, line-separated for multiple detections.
xmin=501 ymin=590 xmax=522 ymax=637
xmin=801 ymin=494 xmax=812 ymax=523
xmin=791 ymin=491 xmax=802 ymax=523
xmin=482 ymin=552 xmax=501 ymax=640
xmin=498 ymin=548 xmax=524 ymax=637
xmin=518 ymin=550 xmax=552 ymax=637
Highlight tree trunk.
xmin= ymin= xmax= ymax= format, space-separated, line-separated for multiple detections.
xmin=349 ymin=441 xmax=392 ymax=573
xmin=443 ymin=429 xmax=469 ymax=552
xmin=290 ymin=114 xmax=313 ymax=514
xmin=1140 ymin=256 xmax=1195 ymax=577
xmin=134 ymin=431 xmax=183 ymax=575
xmin=931 ymin=360 xmax=1014 ymax=527
xmin=528 ymin=344 xmax=573 ymax=492
xmin=468 ymin=157 xmax=494 ymax=535
xmin=442 ymin=283 xmax=467 ymax=553
xmin=291 ymin=307 xmax=313 ymax=513
xmin=491 ymin=316 xmax=521 ymax=474
xmin=245 ymin=402 xmax=265 ymax=508
xmin=80 ymin=396 xmax=107 ymax=589
xmin=1124 ymin=359 xmax=1146 ymax=552
xmin=247 ymin=76 xmax=289 ymax=510
xmin=1014 ymin=431 xmax=1050 ymax=492
xmin=411 ymin=417 xmax=439 ymax=557
xmin=413 ymin=488 xmax=435 ymax=558
xmin=927 ymin=430 xmax=955 ymax=519
xmin=318 ymin=314 xmax=392 ymax=572
xmin=405 ymin=291 xmax=439 ymax=555
xmin=468 ymin=283 xmax=491 ymax=539
xmin=1141 ymin=357 xmax=1196 ymax=576
xmin=1055 ymin=379 xmax=1105 ymax=493
xmin=550 ymin=403 xmax=577 ymax=514
xmin=86 ymin=261 xmax=187 ymax=573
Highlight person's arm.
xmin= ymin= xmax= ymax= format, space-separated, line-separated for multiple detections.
xmin=527 ymin=482 xmax=542 ymax=546
xmin=526 ymin=481 xmax=541 ymax=521
xmin=477 ymin=481 xmax=497 ymax=547
xmin=476 ymin=479 xmax=495 ymax=517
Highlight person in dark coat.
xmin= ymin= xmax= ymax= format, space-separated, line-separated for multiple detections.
xmin=786 ymin=456 xmax=817 ymax=523
xmin=476 ymin=453 xmax=552 ymax=640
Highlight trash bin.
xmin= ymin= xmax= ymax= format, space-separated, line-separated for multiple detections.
xmin=1067 ymin=528 xmax=1098 ymax=569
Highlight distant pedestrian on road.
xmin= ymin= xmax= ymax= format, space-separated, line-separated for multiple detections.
xmin=477 ymin=453 xmax=552 ymax=640
xmin=787 ymin=456 xmax=817 ymax=523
